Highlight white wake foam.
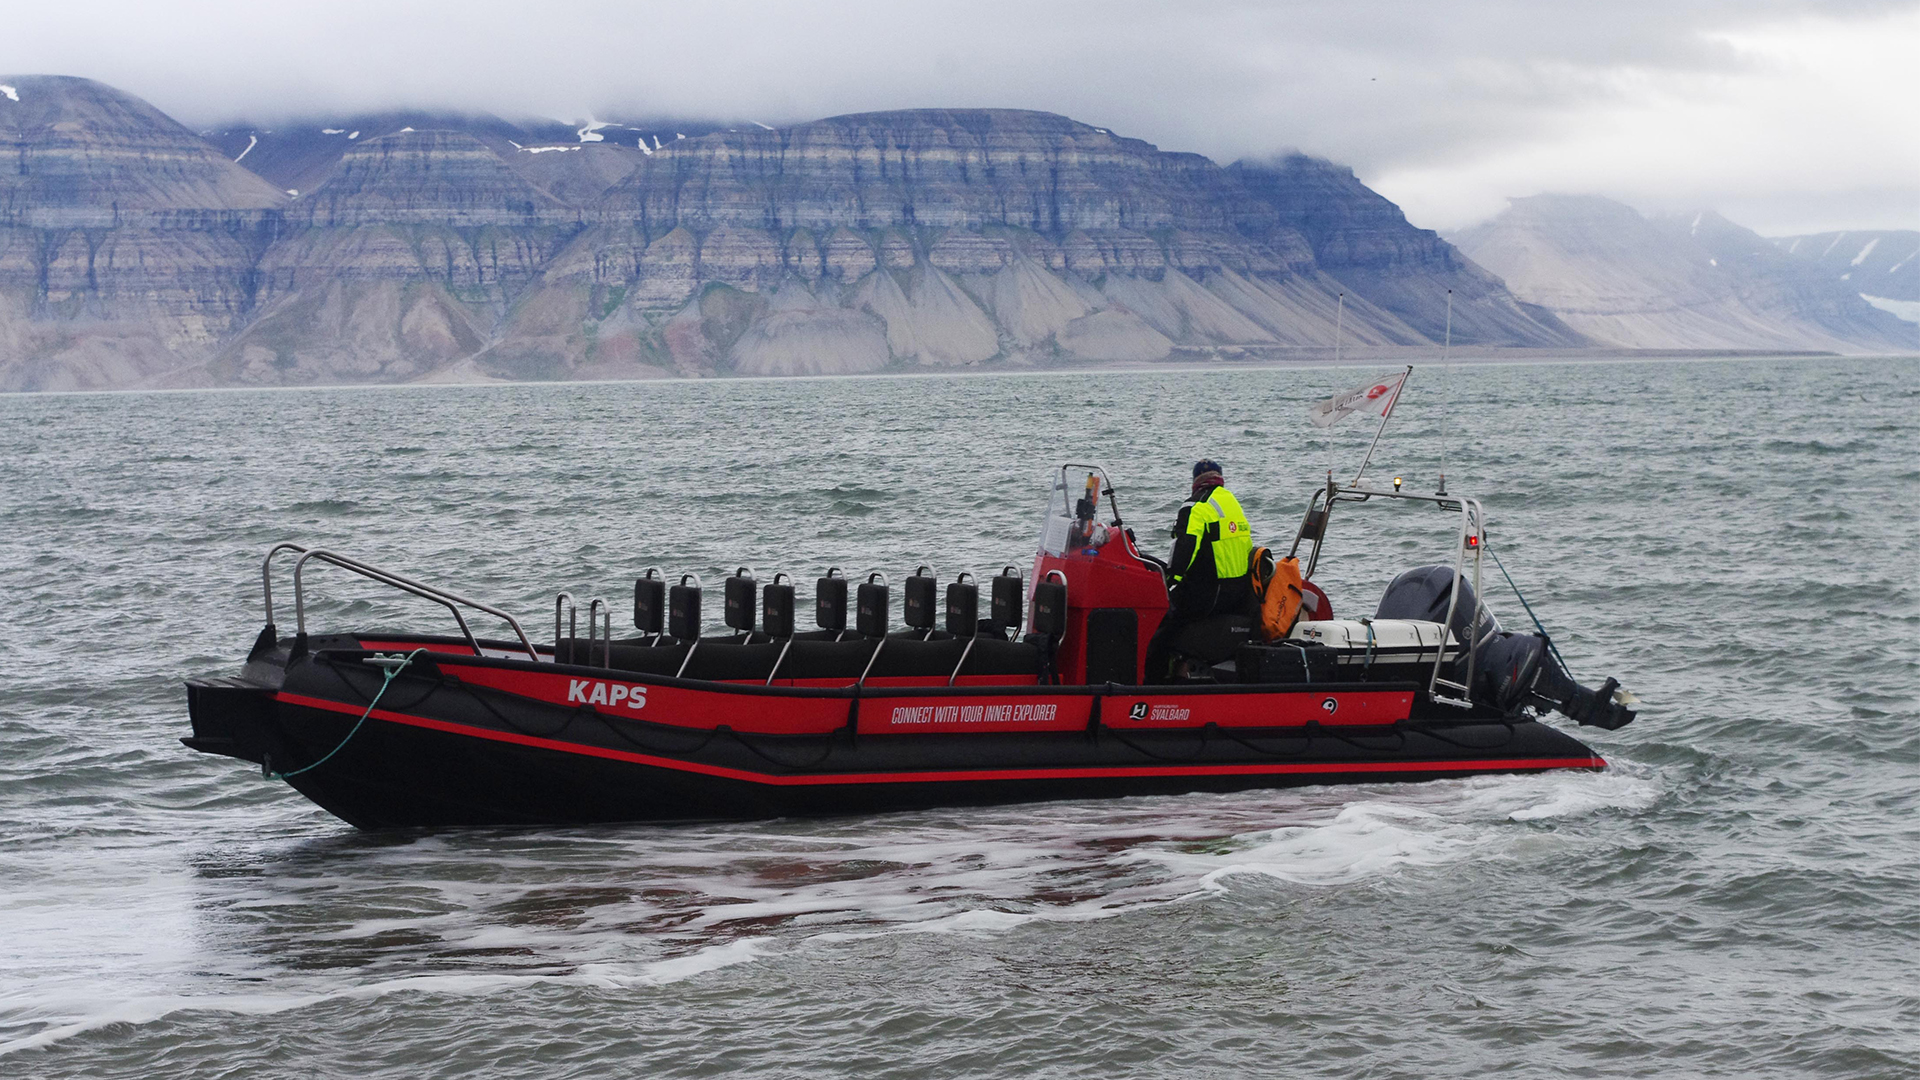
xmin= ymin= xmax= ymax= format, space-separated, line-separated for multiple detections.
xmin=0 ymin=763 xmax=1659 ymax=1056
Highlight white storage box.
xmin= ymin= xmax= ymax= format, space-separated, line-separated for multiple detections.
xmin=1288 ymin=619 xmax=1455 ymax=653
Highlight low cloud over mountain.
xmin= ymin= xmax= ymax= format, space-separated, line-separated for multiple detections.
xmin=1452 ymin=196 xmax=1914 ymax=352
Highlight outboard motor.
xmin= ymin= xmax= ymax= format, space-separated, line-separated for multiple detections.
xmin=1376 ymin=564 xmax=1499 ymax=648
xmin=1476 ymin=631 xmax=1637 ymax=730
xmin=1378 ymin=565 xmax=1636 ymax=730
xmin=1473 ymin=631 xmax=1553 ymax=713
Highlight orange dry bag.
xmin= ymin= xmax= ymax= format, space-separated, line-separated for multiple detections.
xmin=1259 ymin=556 xmax=1305 ymax=641
xmin=1247 ymin=546 xmax=1273 ymax=598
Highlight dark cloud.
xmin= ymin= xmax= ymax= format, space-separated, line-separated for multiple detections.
xmin=2 ymin=0 xmax=1913 ymax=232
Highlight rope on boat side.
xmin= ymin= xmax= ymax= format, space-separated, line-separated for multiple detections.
xmin=1101 ymin=722 xmax=1215 ymax=763
xmin=1416 ymin=720 xmax=1518 ymax=750
xmin=724 ymin=726 xmax=838 ymax=770
xmin=268 ymin=648 xmax=427 ymax=781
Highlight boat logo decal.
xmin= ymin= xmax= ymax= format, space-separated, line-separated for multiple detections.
xmin=1128 ymin=702 xmax=1149 ymax=720
xmin=568 ymin=679 xmax=648 ymax=710
xmin=1321 ymin=697 xmax=1338 ymax=714
xmin=1127 ymin=702 xmax=1192 ymax=722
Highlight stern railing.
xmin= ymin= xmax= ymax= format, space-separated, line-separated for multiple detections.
xmin=1285 ymin=481 xmax=1487 ymax=709
xmin=267 ymin=545 xmax=540 ymax=662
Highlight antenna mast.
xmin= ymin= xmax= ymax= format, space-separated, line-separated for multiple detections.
xmin=1438 ymin=289 xmax=1452 ymax=496
xmin=1328 ymin=292 xmax=1344 ymax=482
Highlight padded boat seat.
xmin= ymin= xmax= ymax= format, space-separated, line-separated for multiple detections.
xmin=1171 ymin=615 xmax=1254 ymax=665
xmin=888 ymin=628 xmax=954 ymax=641
xmin=559 ymin=635 xmax=1041 ymax=683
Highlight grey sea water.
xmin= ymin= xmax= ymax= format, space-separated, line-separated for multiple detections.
xmin=0 ymin=356 xmax=1915 ymax=1078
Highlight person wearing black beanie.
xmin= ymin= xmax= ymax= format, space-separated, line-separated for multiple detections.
xmin=1143 ymin=459 xmax=1255 ymax=682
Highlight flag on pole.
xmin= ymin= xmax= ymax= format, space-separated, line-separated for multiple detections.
xmin=1307 ymin=371 xmax=1407 ymax=428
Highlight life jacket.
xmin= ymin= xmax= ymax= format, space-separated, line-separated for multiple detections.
xmin=1259 ymin=556 xmax=1306 ymax=641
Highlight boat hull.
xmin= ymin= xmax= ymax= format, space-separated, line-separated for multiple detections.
xmin=186 ymin=637 xmax=1606 ymax=829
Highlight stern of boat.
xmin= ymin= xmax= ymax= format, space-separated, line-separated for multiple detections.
xmin=183 ymin=674 xmax=278 ymax=767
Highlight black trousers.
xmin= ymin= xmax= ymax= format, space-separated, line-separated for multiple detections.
xmin=1144 ymin=575 xmax=1253 ymax=682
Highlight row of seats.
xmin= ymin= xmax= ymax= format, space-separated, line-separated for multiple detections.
xmin=634 ymin=566 xmax=1041 ymax=642
xmin=552 ymin=566 xmax=1071 ymax=684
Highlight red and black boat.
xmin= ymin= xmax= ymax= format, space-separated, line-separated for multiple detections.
xmin=182 ymin=465 xmax=1637 ymax=829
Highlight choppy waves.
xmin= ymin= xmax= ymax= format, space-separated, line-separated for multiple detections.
xmin=1 ymin=356 xmax=1916 ymax=1077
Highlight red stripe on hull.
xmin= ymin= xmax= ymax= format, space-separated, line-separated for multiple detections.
xmin=358 ymin=639 xmax=480 ymax=656
xmin=275 ymin=692 xmax=1607 ymax=787
xmin=441 ymin=662 xmax=1415 ymax=735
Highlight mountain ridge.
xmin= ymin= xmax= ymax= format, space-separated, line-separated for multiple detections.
xmin=3 ymin=75 xmax=1899 ymax=393
xmin=1452 ymin=195 xmax=1913 ymax=353
xmin=4 ymin=77 xmax=1583 ymax=391
xmin=0 ymin=74 xmax=287 ymax=224
xmin=1768 ymin=230 xmax=1919 ymax=328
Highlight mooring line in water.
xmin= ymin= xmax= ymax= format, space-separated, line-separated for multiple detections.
xmin=268 ymin=648 xmax=427 ymax=781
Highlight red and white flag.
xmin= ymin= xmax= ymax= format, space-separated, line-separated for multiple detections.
xmin=1307 ymin=371 xmax=1407 ymax=428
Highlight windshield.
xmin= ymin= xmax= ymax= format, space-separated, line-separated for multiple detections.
xmin=1036 ymin=465 xmax=1116 ymax=557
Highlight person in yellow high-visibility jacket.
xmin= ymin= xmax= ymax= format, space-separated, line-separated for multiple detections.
xmin=1145 ymin=459 xmax=1255 ymax=681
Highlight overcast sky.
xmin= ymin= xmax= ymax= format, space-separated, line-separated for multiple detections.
xmin=3 ymin=0 xmax=1913 ymax=234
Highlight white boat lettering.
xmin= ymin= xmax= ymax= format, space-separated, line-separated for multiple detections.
xmin=567 ymin=678 xmax=647 ymax=710
xmin=1147 ymin=704 xmax=1190 ymax=722
xmin=889 ymin=703 xmax=1058 ymax=726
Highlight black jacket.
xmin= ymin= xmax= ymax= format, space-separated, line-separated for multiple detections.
xmin=1168 ymin=496 xmax=1221 ymax=590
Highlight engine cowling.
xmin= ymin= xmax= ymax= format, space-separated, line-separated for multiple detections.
xmin=1378 ymin=565 xmax=1635 ymax=729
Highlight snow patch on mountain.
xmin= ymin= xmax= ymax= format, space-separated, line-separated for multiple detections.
xmin=1860 ymin=294 xmax=1920 ymax=324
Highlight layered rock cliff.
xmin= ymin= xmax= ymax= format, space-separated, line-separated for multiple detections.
xmin=473 ymin=110 xmax=1491 ymax=380
xmin=206 ymin=130 xmax=590 ymax=384
xmin=1453 ymin=195 xmax=1914 ymax=353
xmin=1228 ymin=156 xmax=1584 ymax=347
xmin=1 ymin=75 xmax=286 ymax=223
xmin=1769 ymin=230 xmax=1920 ymax=326
xmin=0 ymin=79 xmax=1584 ymax=390
xmin=0 ymin=76 xmax=289 ymax=389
